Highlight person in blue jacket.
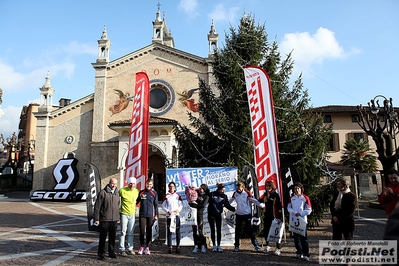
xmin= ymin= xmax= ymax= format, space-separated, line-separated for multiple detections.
xmin=136 ymin=179 xmax=158 ymax=255
xmin=207 ymin=183 xmax=235 ymax=252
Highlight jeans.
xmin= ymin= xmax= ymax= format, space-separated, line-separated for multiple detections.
xmin=293 ymin=232 xmax=310 ymax=257
xmin=166 ymin=215 xmax=181 ymax=247
xmin=119 ymin=213 xmax=136 ymax=252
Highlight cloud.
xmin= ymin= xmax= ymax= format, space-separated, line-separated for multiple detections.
xmin=0 ymin=105 xmax=21 ymax=138
xmin=62 ymin=41 xmax=97 ymax=57
xmin=178 ymin=0 xmax=200 ymax=18
xmin=22 ymin=41 xmax=96 ymax=68
xmin=0 ymin=59 xmax=76 ymax=91
xmin=0 ymin=61 xmax=26 ymax=91
xmin=0 ymin=40 xmax=95 ymax=92
xmin=279 ymin=27 xmax=361 ymax=72
xmin=208 ymin=3 xmax=240 ymax=23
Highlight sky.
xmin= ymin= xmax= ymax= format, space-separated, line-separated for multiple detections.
xmin=0 ymin=0 xmax=398 ymax=139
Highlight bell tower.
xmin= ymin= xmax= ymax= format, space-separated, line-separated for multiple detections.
xmin=208 ymin=20 xmax=219 ymax=57
xmin=152 ymin=2 xmax=163 ymax=44
xmin=91 ymin=26 xmax=111 ymax=142
xmin=97 ymin=26 xmax=110 ymax=63
xmin=152 ymin=2 xmax=174 ymax=48
xmin=38 ymin=71 xmax=54 ymax=113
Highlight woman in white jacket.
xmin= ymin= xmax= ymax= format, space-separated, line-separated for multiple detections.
xmin=287 ymin=182 xmax=312 ymax=261
xmin=229 ymin=181 xmax=264 ymax=252
xmin=162 ymin=182 xmax=183 ymax=254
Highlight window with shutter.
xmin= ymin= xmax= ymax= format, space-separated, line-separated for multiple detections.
xmin=328 ymin=133 xmax=340 ymax=152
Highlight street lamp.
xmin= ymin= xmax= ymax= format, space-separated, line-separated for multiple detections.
xmin=28 ymin=135 xmax=35 ymax=181
xmin=369 ymin=95 xmax=399 ymax=171
xmin=0 ymin=132 xmax=21 ymax=187
xmin=0 ymin=88 xmax=3 ymax=119
xmin=357 ymin=95 xmax=399 ymax=177
xmin=368 ymin=95 xmax=397 ymax=135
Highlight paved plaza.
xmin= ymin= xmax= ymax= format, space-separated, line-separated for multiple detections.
xmin=0 ymin=190 xmax=388 ymax=265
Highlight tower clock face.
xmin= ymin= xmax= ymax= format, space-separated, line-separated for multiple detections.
xmin=149 ymin=79 xmax=175 ymax=116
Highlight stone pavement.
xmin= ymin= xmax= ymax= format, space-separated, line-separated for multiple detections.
xmin=0 ymin=191 xmax=389 ymax=266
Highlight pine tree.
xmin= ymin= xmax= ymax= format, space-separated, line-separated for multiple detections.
xmin=173 ymin=14 xmax=333 ymax=226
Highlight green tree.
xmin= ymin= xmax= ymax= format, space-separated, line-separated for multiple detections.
xmin=173 ymin=14 xmax=333 ymax=226
xmin=340 ymin=138 xmax=378 ymax=173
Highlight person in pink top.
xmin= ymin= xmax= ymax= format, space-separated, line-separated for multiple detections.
xmin=185 ymin=182 xmax=198 ymax=208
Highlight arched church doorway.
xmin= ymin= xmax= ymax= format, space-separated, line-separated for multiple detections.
xmin=148 ymin=153 xmax=166 ymax=201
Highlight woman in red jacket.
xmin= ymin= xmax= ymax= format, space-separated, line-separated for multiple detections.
xmin=260 ymin=180 xmax=283 ymax=255
xmin=378 ymin=169 xmax=399 ymax=215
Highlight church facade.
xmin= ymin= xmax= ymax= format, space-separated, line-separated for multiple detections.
xmin=31 ymin=6 xmax=219 ymax=199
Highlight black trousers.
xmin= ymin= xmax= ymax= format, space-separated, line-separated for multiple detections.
xmin=98 ymin=221 xmax=117 ymax=256
xmin=235 ymin=214 xmax=258 ymax=248
xmin=332 ymin=222 xmax=353 ymax=240
xmin=139 ymin=216 xmax=154 ymax=247
xmin=192 ymin=212 xmax=206 ymax=246
xmin=208 ymin=214 xmax=222 ymax=246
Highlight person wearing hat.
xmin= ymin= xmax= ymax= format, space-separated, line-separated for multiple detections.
xmin=185 ymin=182 xmax=198 ymax=207
xmin=118 ymin=177 xmax=139 ymax=256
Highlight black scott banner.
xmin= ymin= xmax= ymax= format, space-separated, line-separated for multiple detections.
xmin=30 ymin=158 xmax=86 ymax=201
xmin=243 ymin=165 xmax=262 ymax=234
xmin=85 ymin=163 xmax=101 ymax=231
xmin=280 ymin=163 xmax=301 ymax=206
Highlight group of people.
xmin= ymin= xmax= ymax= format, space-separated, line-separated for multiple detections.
xmin=328 ymin=169 xmax=399 ymax=243
xmin=162 ymin=179 xmax=313 ymax=260
xmin=92 ymin=169 xmax=399 ymax=261
xmin=92 ymin=176 xmax=312 ymax=260
xmin=93 ymin=178 xmax=158 ymax=260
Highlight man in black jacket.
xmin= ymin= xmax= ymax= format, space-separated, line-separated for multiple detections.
xmin=94 ymin=178 xmax=120 ymax=260
xmin=330 ymin=178 xmax=357 ymax=240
